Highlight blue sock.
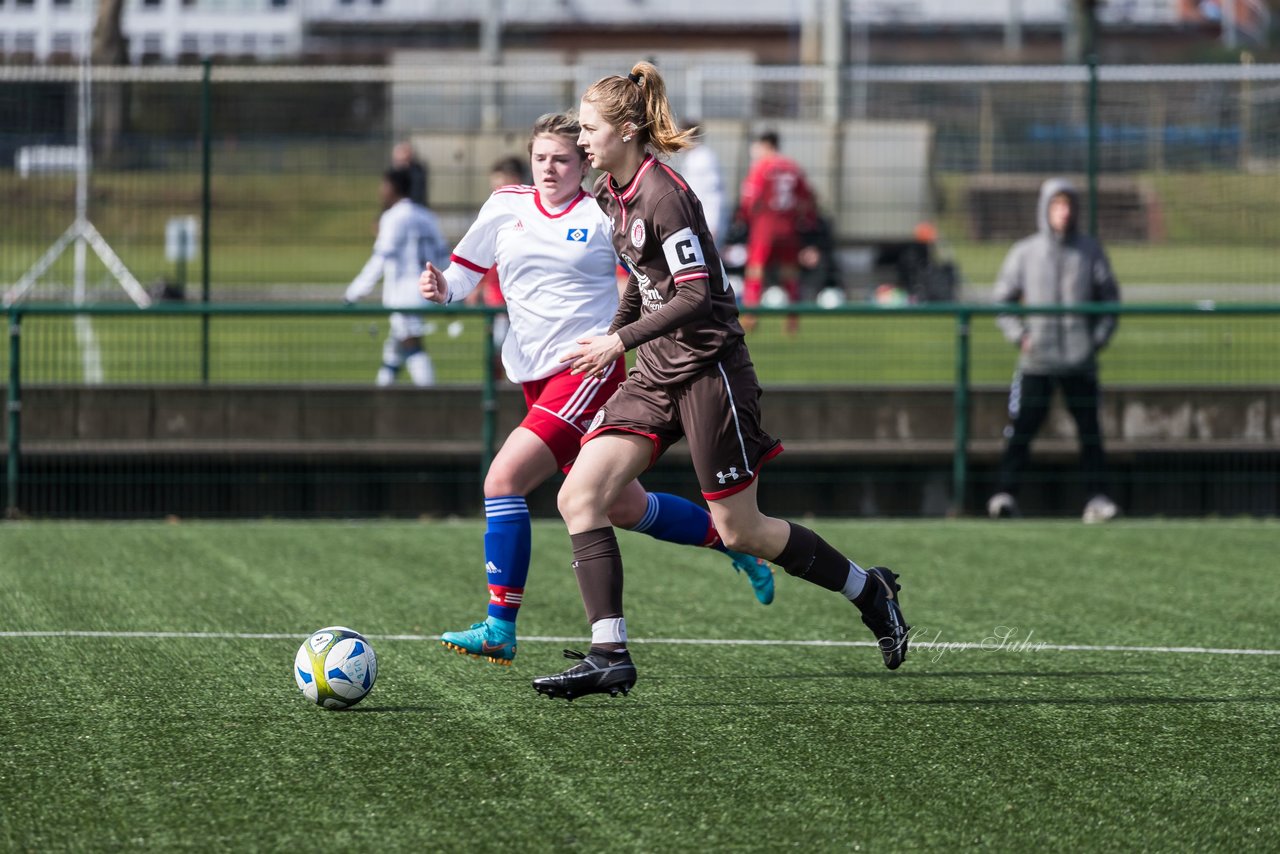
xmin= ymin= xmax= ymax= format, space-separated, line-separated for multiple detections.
xmin=628 ymin=492 xmax=720 ymax=549
xmin=484 ymin=495 xmax=531 ymax=623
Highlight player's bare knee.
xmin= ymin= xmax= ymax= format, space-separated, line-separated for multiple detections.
xmin=715 ymin=523 xmax=758 ymax=555
xmin=483 ymin=459 xmax=523 ymax=498
xmin=605 ymin=502 xmax=641 ymax=530
xmin=557 ymin=480 xmax=597 ymax=527
xmin=483 ymin=471 xmax=520 ymax=499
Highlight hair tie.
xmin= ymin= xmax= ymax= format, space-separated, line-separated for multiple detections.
xmin=627 ymin=72 xmax=642 ymax=84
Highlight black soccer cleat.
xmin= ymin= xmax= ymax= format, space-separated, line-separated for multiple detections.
xmin=857 ymin=566 xmax=910 ymax=670
xmin=532 ymin=648 xmax=637 ymax=701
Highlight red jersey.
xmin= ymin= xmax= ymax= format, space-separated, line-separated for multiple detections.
xmin=738 ymin=153 xmax=816 ymax=228
xmin=476 ymin=267 xmax=506 ymax=307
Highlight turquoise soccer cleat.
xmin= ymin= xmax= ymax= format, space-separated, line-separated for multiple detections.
xmin=440 ymin=616 xmax=517 ymax=665
xmin=724 ymin=549 xmax=775 ymax=605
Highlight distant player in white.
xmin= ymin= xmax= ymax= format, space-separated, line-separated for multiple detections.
xmin=675 ymin=118 xmax=728 ymax=247
xmin=418 ymin=112 xmax=774 ymax=667
xmin=345 ymin=167 xmax=449 ymax=387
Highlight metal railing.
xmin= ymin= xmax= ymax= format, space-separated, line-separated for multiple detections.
xmin=5 ymin=300 xmax=1278 ymax=519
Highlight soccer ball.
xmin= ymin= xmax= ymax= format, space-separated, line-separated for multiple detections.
xmin=816 ymin=286 xmax=846 ymax=309
xmin=293 ymin=626 xmax=378 ymax=710
xmin=760 ymin=285 xmax=790 ymax=308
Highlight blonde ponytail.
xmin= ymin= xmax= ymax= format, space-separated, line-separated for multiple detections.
xmin=582 ymin=60 xmax=695 ymax=156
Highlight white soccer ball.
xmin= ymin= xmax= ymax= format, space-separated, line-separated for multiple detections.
xmin=293 ymin=626 xmax=378 ymax=710
xmin=760 ymin=285 xmax=790 ymax=308
xmin=816 ymin=287 xmax=846 ymax=309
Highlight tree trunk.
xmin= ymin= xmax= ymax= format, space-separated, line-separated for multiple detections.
xmin=91 ymin=0 xmax=128 ymax=166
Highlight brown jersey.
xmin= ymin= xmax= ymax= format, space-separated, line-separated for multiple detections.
xmin=595 ymin=155 xmax=745 ymax=386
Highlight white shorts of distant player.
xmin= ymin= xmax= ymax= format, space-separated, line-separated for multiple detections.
xmin=390 ymin=311 xmax=430 ymax=340
xmin=380 ymin=312 xmax=435 ymax=387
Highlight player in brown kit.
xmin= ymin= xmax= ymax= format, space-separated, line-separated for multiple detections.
xmin=531 ymin=61 xmax=911 ymax=701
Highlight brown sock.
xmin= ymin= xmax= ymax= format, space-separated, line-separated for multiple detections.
xmin=773 ymin=522 xmax=851 ymax=592
xmin=570 ymin=527 xmax=625 ymax=626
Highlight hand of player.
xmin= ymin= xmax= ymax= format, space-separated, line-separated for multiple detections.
xmin=419 ymin=262 xmax=446 ymax=304
xmin=561 ymin=334 xmax=624 ymax=377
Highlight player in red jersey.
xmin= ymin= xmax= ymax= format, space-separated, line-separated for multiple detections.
xmin=737 ymin=131 xmax=817 ymax=333
xmin=530 ymin=62 xmax=911 ymax=701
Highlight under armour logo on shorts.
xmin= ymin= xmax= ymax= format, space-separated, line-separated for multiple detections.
xmin=716 ymin=467 xmax=741 ymax=484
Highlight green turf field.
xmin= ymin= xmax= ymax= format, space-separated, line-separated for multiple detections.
xmin=2 ymin=520 xmax=1277 ymax=851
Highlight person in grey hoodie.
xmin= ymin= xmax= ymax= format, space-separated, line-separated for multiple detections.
xmin=988 ymin=178 xmax=1121 ymax=523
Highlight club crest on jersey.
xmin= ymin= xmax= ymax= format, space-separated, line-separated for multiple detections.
xmin=630 ymin=219 xmax=646 ymax=248
xmin=566 ymin=227 xmax=588 ymax=242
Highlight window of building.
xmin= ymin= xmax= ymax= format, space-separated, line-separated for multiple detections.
xmin=269 ymin=0 xmax=288 ymax=7
xmin=180 ymin=34 xmax=199 ymax=54
xmin=51 ymin=32 xmax=76 ymax=53
xmin=16 ymin=0 xmax=36 ymax=9
xmin=242 ymin=32 xmax=257 ymax=52
xmin=141 ymin=0 xmax=163 ymax=8
xmin=53 ymin=0 xmax=75 ymax=8
xmin=141 ymin=32 xmax=163 ymax=55
xmin=14 ymin=32 xmax=37 ymax=53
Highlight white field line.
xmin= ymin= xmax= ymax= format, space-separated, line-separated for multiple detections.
xmin=1 ymin=630 xmax=1279 ymax=657
xmin=73 ymin=313 xmax=104 ymax=384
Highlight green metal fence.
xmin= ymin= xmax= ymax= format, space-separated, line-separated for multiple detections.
xmin=4 ymin=301 xmax=1278 ymax=520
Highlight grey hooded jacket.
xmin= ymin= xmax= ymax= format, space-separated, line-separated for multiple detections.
xmin=993 ymin=178 xmax=1120 ymax=375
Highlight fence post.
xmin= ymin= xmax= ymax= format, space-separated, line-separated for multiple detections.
xmin=200 ymin=58 xmax=213 ymax=383
xmin=480 ymin=310 xmax=498 ymax=484
xmin=951 ymin=309 xmax=971 ymax=516
xmin=1086 ymin=52 xmax=1099 ymax=236
xmin=6 ymin=310 xmax=22 ymax=520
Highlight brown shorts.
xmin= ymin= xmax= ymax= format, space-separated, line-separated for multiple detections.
xmin=582 ymin=342 xmax=783 ymax=500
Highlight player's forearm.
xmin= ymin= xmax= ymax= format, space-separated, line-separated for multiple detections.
xmin=441 ymin=259 xmax=485 ymax=304
xmin=345 ymin=255 xmax=386 ymax=302
xmin=607 ymin=278 xmax=643 ymax=335
xmin=615 ymin=279 xmax=711 ymax=351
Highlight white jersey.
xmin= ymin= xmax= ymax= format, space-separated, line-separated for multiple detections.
xmin=346 ymin=198 xmax=449 ymax=311
xmin=676 ymin=143 xmax=727 ymax=247
xmin=442 ymin=185 xmax=618 ymax=383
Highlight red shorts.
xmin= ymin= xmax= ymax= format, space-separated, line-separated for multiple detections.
xmin=745 ymin=218 xmax=801 ymax=270
xmin=521 ymin=357 xmax=626 ymax=471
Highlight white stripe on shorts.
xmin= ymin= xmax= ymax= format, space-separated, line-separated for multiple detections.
xmin=716 ymin=361 xmax=753 ymax=478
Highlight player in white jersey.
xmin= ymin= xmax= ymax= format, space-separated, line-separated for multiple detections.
xmin=418 ymin=113 xmax=774 ymax=666
xmin=345 ymin=167 xmax=449 ymax=387
xmin=437 ymin=175 xmax=618 ymax=385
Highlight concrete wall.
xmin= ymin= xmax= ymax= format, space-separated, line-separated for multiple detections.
xmin=11 ymin=384 xmax=1280 ymax=454
xmin=7 ymin=384 xmax=1278 ymax=518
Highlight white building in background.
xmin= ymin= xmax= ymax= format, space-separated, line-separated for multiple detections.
xmin=0 ymin=0 xmax=1267 ymax=64
xmin=0 ymin=0 xmax=303 ymax=64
